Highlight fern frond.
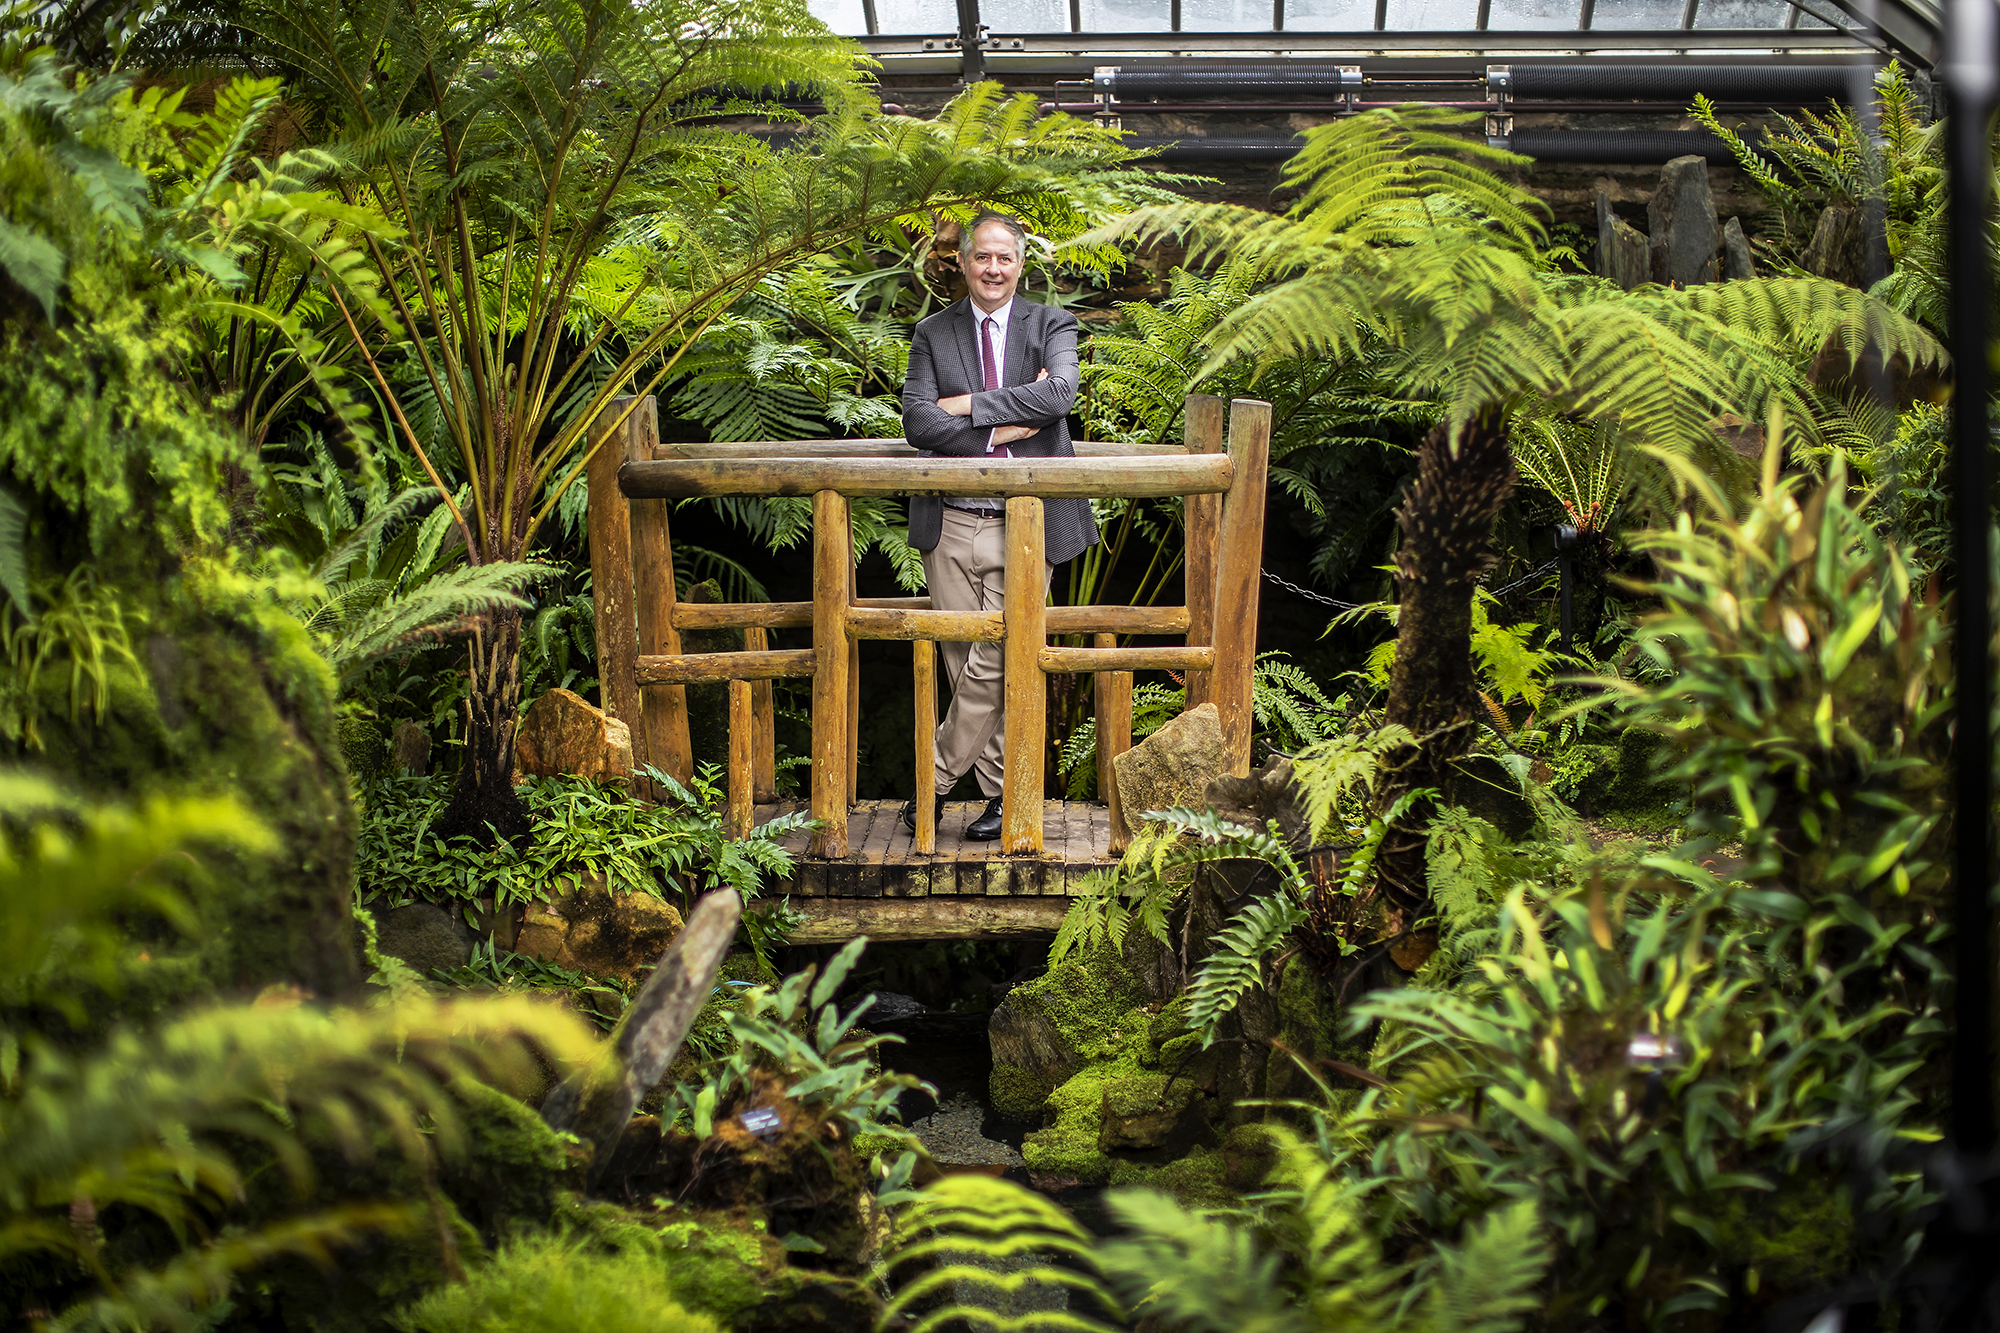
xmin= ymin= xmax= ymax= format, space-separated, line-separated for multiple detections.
xmin=1185 ymin=892 xmax=1310 ymax=1047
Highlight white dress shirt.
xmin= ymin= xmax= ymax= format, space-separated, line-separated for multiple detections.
xmin=945 ymin=299 xmax=1012 ymax=513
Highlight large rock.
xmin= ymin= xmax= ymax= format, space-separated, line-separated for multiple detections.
xmin=1647 ymin=156 xmax=1720 ymax=287
xmin=1596 ymin=188 xmax=1651 ymax=290
xmin=1722 ymin=215 xmax=1756 ymax=280
xmin=513 ymin=872 xmax=685 ymax=981
xmin=1098 ymin=1071 xmax=1204 ymax=1151
xmin=988 ymin=930 xmax=1179 ymax=1121
xmin=368 ymin=900 xmax=477 ymax=977
xmin=515 ymin=688 xmax=632 ymax=781
xmin=1112 ymin=701 xmax=1227 ymax=840
xmin=1800 ymin=204 xmax=1863 ymax=286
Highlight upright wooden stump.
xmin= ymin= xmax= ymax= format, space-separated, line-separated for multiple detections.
xmin=745 ymin=626 xmax=777 ymax=803
xmin=727 ymin=679 xmax=753 ymax=838
xmin=1181 ymin=394 xmax=1226 ymax=710
xmin=1094 ymin=632 xmax=1134 ymax=854
xmin=587 ymin=401 xmax=642 ymax=738
xmin=810 ymin=490 xmax=851 ymax=858
xmin=913 ymin=639 xmax=937 ymax=854
xmin=1213 ymin=399 xmax=1272 ymax=777
xmin=1001 ymin=497 xmax=1047 ymax=854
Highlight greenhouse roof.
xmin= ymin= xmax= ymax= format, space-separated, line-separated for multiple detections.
xmin=820 ymin=0 xmax=1938 ymax=70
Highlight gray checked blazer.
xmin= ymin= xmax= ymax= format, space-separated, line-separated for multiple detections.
xmin=901 ymin=295 xmax=1100 ymax=567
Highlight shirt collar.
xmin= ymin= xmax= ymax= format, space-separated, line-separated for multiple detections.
xmin=971 ymin=296 xmax=1012 ymax=332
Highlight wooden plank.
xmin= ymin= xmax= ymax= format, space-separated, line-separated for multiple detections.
xmin=849 ymin=606 xmax=1005 ymax=643
xmin=810 ymin=490 xmax=850 ymax=859
xmin=1213 ymin=399 xmax=1273 ymax=777
xmin=587 ymin=401 xmax=641 ymax=738
xmin=629 ymin=401 xmax=693 ymax=787
xmin=1001 ymin=496 xmax=1048 ymax=855
xmin=674 ymin=601 xmax=1187 ymax=635
xmin=913 ymin=640 xmax=937 ymax=855
xmin=784 ymin=895 xmax=1072 ymax=942
xmin=651 ymin=439 xmax=1188 ymax=459
xmin=1100 ymin=653 xmax=1134 ymax=856
xmin=1062 ymin=804 xmax=1095 ymax=887
xmin=637 ymin=649 xmax=815 ymax=683
xmin=619 ymin=454 xmax=1235 ymax=500
xmin=1039 ymin=645 xmax=1216 ymax=674
xmin=726 ymin=680 xmax=753 ymax=839
xmin=1182 ymin=394 xmax=1227 ymax=709
xmin=745 ymin=627 xmax=777 ymax=803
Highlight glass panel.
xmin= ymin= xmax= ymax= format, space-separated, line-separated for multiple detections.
xmin=1486 ymin=0 xmax=1582 ymax=27
xmin=983 ymin=0 xmax=1070 ymax=28
xmin=1078 ymin=0 xmax=1174 ymax=28
xmin=1182 ymin=0 xmax=1278 ymax=29
xmin=1694 ymin=0 xmax=1785 ymax=24
xmin=1587 ymin=0 xmax=1684 ymax=26
xmin=874 ymin=0 xmax=956 ymax=31
xmin=1381 ymin=0 xmax=1478 ymax=26
xmin=1284 ymin=0 xmax=1377 ymax=27
xmin=807 ymin=0 xmax=871 ymax=32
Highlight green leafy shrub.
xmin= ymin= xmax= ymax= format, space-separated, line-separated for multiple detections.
xmin=392 ymin=1231 xmax=719 ymax=1333
xmin=356 ymin=769 xmax=810 ymax=914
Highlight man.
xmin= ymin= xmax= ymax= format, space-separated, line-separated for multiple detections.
xmin=899 ymin=210 xmax=1098 ymax=841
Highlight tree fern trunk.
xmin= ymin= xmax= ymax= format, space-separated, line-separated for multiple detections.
xmin=435 ymin=607 xmax=532 ymax=845
xmin=1376 ymin=413 xmax=1515 ymax=912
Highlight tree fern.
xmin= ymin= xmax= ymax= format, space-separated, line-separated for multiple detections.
xmin=879 ymin=1175 xmax=1123 ymax=1333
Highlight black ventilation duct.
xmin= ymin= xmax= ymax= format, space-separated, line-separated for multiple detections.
xmin=1493 ymin=129 xmax=1764 ymax=163
xmin=1093 ymin=63 xmax=1361 ymax=101
xmin=1493 ymin=62 xmax=1860 ymax=103
xmin=1125 ymin=136 xmax=1301 ymax=162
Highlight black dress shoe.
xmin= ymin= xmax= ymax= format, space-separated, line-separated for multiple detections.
xmin=901 ymin=794 xmax=947 ymax=834
xmin=965 ymin=796 xmax=1005 ymax=841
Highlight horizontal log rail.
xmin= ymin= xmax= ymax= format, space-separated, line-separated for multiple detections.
xmin=1038 ymin=645 xmax=1218 ymax=674
xmin=635 ymin=649 xmax=816 ymax=684
xmin=672 ymin=599 xmax=1193 ymax=637
xmin=618 ymin=454 xmax=1234 ymax=500
xmin=588 ymin=397 xmax=1270 ymax=864
xmin=651 ymin=438 xmax=1188 ymax=459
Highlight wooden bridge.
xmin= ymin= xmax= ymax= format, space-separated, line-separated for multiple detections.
xmin=584 ymin=394 xmax=1271 ymax=939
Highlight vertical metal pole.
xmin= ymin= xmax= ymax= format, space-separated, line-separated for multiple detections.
xmin=1555 ymin=525 xmax=1577 ymax=655
xmin=1946 ymin=0 xmax=1997 ymax=1162
xmin=956 ymin=0 xmax=985 ymax=81
xmin=862 ymin=0 xmax=879 ymax=34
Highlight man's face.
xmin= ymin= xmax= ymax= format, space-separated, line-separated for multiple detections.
xmin=964 ymin=222 xmax=1023 ymax=313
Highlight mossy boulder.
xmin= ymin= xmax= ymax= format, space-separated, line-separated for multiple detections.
xmin=1097 ymin=1069 xmax=1206 ymax=1151
xmin=987 ymin=930 xmax=1176 ymax=1121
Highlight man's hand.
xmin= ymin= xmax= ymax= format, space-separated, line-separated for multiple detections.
xmin=936 ymin=368 xmax=1049 ymax=418
xmin=991 ymin=423 xmax=1039 ymax=446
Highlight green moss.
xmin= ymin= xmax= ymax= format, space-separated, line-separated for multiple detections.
xmin=392 ymin=1229 xmax=721 ymax=1333
xmin=1020 ymin=1057 xmax=1181 ymax=1184
xmin=1109 ymin=1148 xmax=1237 ymax=1210
xmin=988 ymin=1062 xmax=1058 ymax=1122
xmin=441 ymin=1081 xmax=585 ymax=1231
xmin=654 ymin=1214 xmax=774 ymax=1323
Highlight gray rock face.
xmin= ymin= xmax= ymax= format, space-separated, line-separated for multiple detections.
xmin=1647 ymin=156 xmax=1720 ymax=286
xmin=370 ymin=901 xmax=476 ymax=977
xmin=391 ymin=720 xmax=431 ymax=776
xmin=1722 ymin=215 xmax=1755 ymax=280
xmin=1112 ymin=701 xmax=1227 ymax=840
xmin=988 ymin=989 xmax=1084 ymax=1106
xmin=1596 ymin=188 xmax=1651 ymax=291
xmin=1801 ymin=204 xmax=1863 ymax=286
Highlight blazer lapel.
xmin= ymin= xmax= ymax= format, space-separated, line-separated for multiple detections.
xmin=1003 ymin=296 xmax=1032 ymax=386
xmin=954 ymin=299 xmax=983 ymax=390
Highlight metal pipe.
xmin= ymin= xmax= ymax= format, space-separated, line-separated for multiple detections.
xmin=1087 ymin=59 xmax=1862 ymax=103
xmin=1491 ymin=128 xmax=1764 ymax=162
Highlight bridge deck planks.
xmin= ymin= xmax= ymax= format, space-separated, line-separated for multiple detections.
xmin=752 ymin=799 xmax=1117 ymax=899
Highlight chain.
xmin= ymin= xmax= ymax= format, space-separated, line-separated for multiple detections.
xmin=1261 ymin=557 xmax=1562 ymax=612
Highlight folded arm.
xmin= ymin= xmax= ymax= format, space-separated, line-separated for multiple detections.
xmin=901 ymin=329 xmax=994 ymax=458
xmin=970 ymin=311 xmax=1079 ymax=430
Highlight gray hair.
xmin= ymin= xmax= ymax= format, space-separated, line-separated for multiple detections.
xmin=959 ymin=210 xmax=1028 ymax=261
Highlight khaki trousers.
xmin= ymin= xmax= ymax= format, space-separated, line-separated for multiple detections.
xmin=922 ymin=508 xmax=1052 ymax=798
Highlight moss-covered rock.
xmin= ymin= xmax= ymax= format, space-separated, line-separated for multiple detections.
xmin=987 ymin=931 xmax=1172 ymax=1121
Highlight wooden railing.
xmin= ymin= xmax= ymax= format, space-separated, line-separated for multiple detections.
xmin=585 ymin=393 xmax=1271 ymax=860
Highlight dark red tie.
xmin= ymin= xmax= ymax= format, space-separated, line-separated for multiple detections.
xmin=981 ymin=317 xmax=999 ymax=391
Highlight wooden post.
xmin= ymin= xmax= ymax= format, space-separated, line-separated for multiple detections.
xmin=1094 ymin=633 xmax=1134 ymax=854
xmin=810 ymin=490 xmax=851 ymax=858
xmin=628 ymin=400 xmax=694 ymax=788
xmin=1181 ymin=394 xmax=1227 ymax=710
xmin=1213 ymin=399 xmax=1272 ymax=777
xmin=745 ymin=627 xmax=777 ymax=803
xmin=1001 ymin=496 xmax=1047 ymax=854
xmin=587 ymin=402 xmax=641 ymax=737
xmin=913 ymin=639 xmax=937 ymax=854
xmin=846 ymin=508 xmax=861 ymax=802
xmin=727 ymin=679 xmax=753 ymax=838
